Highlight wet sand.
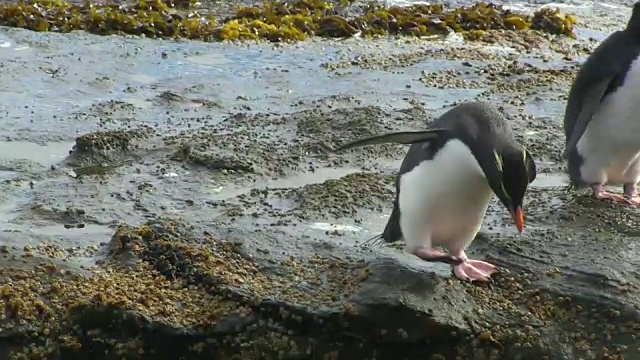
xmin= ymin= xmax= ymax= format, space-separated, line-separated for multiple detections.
xmin=0 ymin=1 xmax=638 ymax=359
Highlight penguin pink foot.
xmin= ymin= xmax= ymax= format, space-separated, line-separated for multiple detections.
xmin=591 ymin=184 xmax=628 ymax=203
xmin=452 ymin=252 xmax=498 ymax=282
xmin=466 ymin=259 xmax=498 ymax=273
xmin=623 ymin=183 xmax=640 ymax=205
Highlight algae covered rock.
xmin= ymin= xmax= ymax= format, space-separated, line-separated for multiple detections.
xmin=1 ymin=216 xmax=638 ymax=359
xmin=65 ymin=126 xmax=156 ymax=170
xmin=287 ymin=172 xmax=395 ymax=219
xmin=0 ymin=0 xmax=577 ymax=42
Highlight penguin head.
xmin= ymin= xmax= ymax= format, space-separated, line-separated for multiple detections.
xmin=486 ymin=147 xmax=537 ymax=233
xmin=627 ymin=2 xmax=640 ymax=33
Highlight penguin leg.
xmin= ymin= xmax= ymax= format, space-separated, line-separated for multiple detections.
xmin=581 ymin=162 xmax=627 ymax=202
xmin=413 ymin=247 xmax=462 ymax=265
xmin=622 ymin=159 xmax=640 ymax=204
xmin=623 ymin=183 xmax=640 ymax=204
xmin=401 ymin=216 xmax=461 ymax=265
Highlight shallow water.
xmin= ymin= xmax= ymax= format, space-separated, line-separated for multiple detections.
xmin=0 ymin=140 xmax=73 ymax=167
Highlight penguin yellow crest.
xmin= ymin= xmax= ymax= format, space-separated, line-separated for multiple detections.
xmin=493 ymin=150 xmax=511 ymax=200
xmin=522 ymin=147 xmax=530 ymax=181
xmin=493 ymin=150 xmax=503 ymax=172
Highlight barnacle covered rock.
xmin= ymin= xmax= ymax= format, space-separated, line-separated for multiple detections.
xmin=0 ymin=0 xmax=577 ymax=42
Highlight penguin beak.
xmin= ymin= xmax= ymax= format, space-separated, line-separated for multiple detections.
xmin=511 ymin=206 xmax=524 ymax=233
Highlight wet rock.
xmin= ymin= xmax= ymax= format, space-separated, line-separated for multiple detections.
xmin=12 ymin=204 xmax=103 ymax=229
xmin=293 ymin=105 xmax=428 ymax=164
xmin=186 ymin=151 xmax=255 ymax=173
xmin=163 ymin=105 xmax=425 ymax=179
xmin=67 ymin=162 xmax=123 ymax=177
xmin=90 ymin=100 xmax=137 ymax=118
xmin=286 ymin=172 xmax=395 ymax=219
xmin=168 ymin=142 xmax=192 ymax=161
xmin=152 ymin=90 xmax=217 ymax=108
xmin=155 ymin=91 xmax=189 ymax=104
xmin=66 ymin=126 xmax=156 ymax=166
xmin=296 ymin=106 xmax=393 ymax=142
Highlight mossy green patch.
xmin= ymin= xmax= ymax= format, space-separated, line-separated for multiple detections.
xmin=0 ymin=0 xmax=577 ymax=42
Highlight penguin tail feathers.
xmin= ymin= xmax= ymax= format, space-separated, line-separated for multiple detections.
xmin=363 ymin=206 xmax=402 ymax=248
xmin=333 ymin=129 xmax=448 ymax=152
xmin=363 ymin=234 xmax=387 ymax=248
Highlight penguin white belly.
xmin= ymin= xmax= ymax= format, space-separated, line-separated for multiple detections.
xmin=398 ymin=139 xmax=493 ymax=253
xmin=577 ymin=56 xmax=640 ymax=185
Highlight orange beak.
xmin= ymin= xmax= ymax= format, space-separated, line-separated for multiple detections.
xmin=512 ymin=207 xmax=524 ymax=233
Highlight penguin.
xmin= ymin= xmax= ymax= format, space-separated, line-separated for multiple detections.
xmin=564 ymin=2 xmax=640 ymax=204
xmin=335 ymin=101 xmax=537 ymax=282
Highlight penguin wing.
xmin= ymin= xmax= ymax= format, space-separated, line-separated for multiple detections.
xmin=562 ymin=78 xmax=613 ymax=158
xmin=333 ymin=129 xmax=449 ymax=152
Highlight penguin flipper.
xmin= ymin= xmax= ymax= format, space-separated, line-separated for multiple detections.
xmin=334 ymin=129 xmax=448 ymax=152
xmin=563 ymin=78 xmax=613 ymax=158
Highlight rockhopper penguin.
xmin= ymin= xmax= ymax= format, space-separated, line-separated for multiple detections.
xmin=335 ymin=101 xmax=537 ymax=282
xmin=564 ymin=2 xmax=640 ymax=204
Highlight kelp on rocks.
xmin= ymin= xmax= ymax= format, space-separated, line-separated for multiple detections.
xmin=0 ymin=0 xmax=577 ymax=42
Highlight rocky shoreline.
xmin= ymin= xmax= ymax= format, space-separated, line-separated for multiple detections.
xmin=1 ymin=100 xmax=637 ymax=359
xmin=1 ymin=212 xmax=638 ymax=359
xmin=0 ymin=1 xmax=638 ymax=359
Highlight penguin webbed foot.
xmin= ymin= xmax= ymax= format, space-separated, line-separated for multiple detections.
xmin=452 ymin=259 xmax=498 ymax=282
xmin=623 ymin=183 xmax=640 ymax=204
xmin=413 ymin=246 xmax=463 ymax=265
xmin=593 ymin=191 xmax=627 ymax=203
xmin=592 ymin=184 xmax=637 ymax=204
xmin=623 ymin=196 xmax=640 ymax=205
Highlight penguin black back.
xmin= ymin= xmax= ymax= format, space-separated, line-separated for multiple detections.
xmin=398 ymin=102 xmax=518 ymax=177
